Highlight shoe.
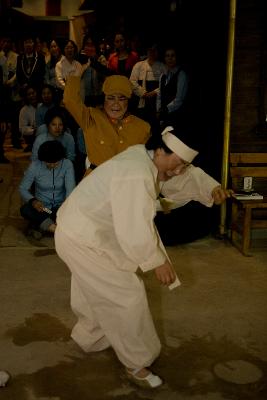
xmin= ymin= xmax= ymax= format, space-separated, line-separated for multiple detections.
xmin=0 ymin=156 xmax=10 ymax=164
xmin=0 ymin=370 xmax=10 ymax=387
xmin=126 ymin=368 xmax=163 ymax=388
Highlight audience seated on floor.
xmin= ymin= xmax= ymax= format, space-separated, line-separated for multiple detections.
xmin=19 ymin=85 xmax=39 ymax=153
xmin=32 ymin=106 xmax=75 ymax=162
xmin=19 ymin=140 xmax=75 ymax=239
xmin=35 ymin=84 xmax=57 ymax=128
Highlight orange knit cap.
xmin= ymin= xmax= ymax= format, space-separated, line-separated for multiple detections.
xmin=102 ymin=75 xmax=132 ymax=98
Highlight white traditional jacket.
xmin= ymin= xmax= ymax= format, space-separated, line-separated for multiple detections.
xmin=57 ymin=145 xmax=219 ymax=273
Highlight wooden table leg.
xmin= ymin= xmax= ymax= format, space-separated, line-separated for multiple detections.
xmin=242 ymin=207 xmax=251 ymax=256
xmin=231 ymin=202 xmax=239 ymax=247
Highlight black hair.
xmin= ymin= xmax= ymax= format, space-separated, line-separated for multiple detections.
xmin=41 ymin=83 xmax=56 ymax=97
xmin=21 ymin=85 xmax=38 ymax=104
xmin=145 ymin=135 xmax=173 ymax=154
xmin=22 ymin=33 xmax=36 ymax=42
xmin=81 ymin=34 xmax=97 ymax=49
xmin=44 ymin=106 xmax=67 ymax=132
xmin=38 ymin=140 xmax=65 ymax=163
xmin=47 ymin=39 xmax=62 ymax=67
xmin=64 ymin=39 xmax=78 ymax=55
xmin=146 ymin=125 xmax=200 ymax=154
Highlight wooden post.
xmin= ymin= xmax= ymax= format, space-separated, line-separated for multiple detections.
xmin=220 ymin=0 xmax=237 ymax=235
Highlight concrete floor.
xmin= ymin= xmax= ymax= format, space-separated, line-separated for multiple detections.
xmin=1 ymin=142 xmax=267 ymax=400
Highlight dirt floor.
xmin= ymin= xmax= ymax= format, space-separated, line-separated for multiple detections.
xmin=0 ymin=136 xmax=267 ymax=399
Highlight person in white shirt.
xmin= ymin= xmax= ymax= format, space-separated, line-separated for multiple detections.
xmin=130 ymin=43 xmax=166 ymax=133
xmin=55 ymin=125 xmax=231 ymax=389
xmin=55 ymin=40 xmax=82 ymax=93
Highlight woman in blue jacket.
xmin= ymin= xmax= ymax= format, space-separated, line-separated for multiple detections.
xmin=19 ymin=140 xmax=76 ymax=236
xmin=32 ymin=106 xmax=76 ymax=162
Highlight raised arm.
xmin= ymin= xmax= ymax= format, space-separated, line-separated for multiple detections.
xmin=63 ymin=75 xmax=88 ymax=130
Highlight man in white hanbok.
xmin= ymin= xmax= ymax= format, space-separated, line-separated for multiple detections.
xmin=55 ymin=126 xmax=231 ymax=388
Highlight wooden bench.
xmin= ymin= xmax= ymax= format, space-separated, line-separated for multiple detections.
xmin=230 ymin=152 xmax=267 ymax=256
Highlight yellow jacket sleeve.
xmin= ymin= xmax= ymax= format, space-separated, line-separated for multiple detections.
xmin=63 ymin=76 xmax=88 ymax=130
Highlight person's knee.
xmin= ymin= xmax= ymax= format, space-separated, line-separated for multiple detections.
xmin=20 ymin=203 xmax=30 ymax=219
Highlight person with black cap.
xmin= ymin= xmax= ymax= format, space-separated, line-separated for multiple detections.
xmin=54 ymin=125 xmax=230 ymax=388
xmin=63 ymin=73 xmax=151 ymax=176
xmin=19 ymin=140 xmax=75 ymax=238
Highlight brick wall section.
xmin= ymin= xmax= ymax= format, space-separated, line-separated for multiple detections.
xmin=230 ymin=0 xmax=266 ymax=149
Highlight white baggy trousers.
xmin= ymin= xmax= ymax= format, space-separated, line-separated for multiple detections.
xmin=55 ymin=228 xmax=161 ymax=369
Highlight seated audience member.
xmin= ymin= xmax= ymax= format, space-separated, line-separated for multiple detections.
xmin=19 ymin=85 xmax=39 ymax=152
xmin=32 ymin=106 xmax=75 ymax=162
xmin=19 ymin=140 xmax=75 ymax=237
xmin=35 ymin=84 xmax=57 ymax=128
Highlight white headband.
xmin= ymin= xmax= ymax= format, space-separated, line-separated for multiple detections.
xmin=161 ymin=126 xmax=199 ymax=163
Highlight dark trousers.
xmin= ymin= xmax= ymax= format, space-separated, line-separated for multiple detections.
xmin=20 ymin=202 xmax=57 ymax=230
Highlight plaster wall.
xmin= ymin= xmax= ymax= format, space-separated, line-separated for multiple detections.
xmin=13 ymin=0 xmax=91 ymax=17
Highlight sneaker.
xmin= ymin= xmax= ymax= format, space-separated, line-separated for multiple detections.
xmin=126 ymin=368 xmax=163 ymax=389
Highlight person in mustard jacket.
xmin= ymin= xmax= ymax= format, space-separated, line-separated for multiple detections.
xmin=63 ymin=74 xmax=151 ymax=175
